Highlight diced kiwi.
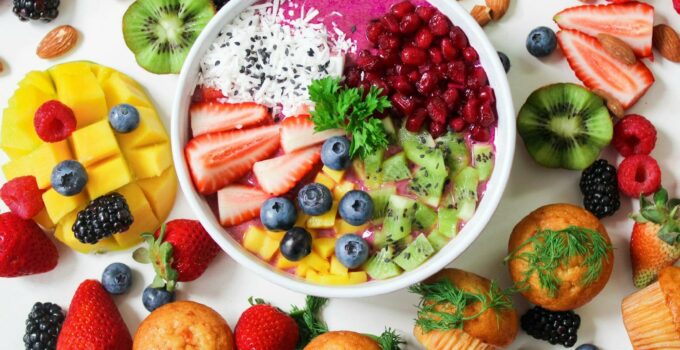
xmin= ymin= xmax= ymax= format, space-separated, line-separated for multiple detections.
xmin=393 ymin=234 xmax=435 ymax=271
xmin=427 ymin=231 xmax=449 ymax=251
xmin=382 ymin=152 xmax=411 ymax=182
xmin=409 ymin=165 xmax=447 ymax=207
xmin=364 ymin=149 xmax=384 ymax=189
xmin=383 ymin=195 xmax=416 ymax=242
xmin=473 ymin=143 xmax=494 ymax=182
xmin=517 ymin=83 xmax=613 ymax=170
xmin=436 ymin=208 xmax=459 ymax=238
xmin=436 ymin=133 xmax=470 ymax=177
xmin=352 ymin=159 xmax=367 ymax=182
xmin=381 ymin=117 xmax=398 ymax=144
xmin=369 ymin=185 xmax=397 ymax=220
xmin=122 ymin=0 xmax=216 ymax=74
xmin=413 ymin=202 xmax=437 ymax=231
xmin=399 ymin=128 xmax=440 ymax=168
xmin=364 ymin=246 xmax=402 ymax=280
xmin=453 ymin=167 xmax=479 ymax=222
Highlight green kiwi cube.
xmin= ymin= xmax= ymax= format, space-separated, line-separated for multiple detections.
xmin=436 ymin=133 xmax=470 ymax=177
xmin=382 ymin=152 xmax=411 ymax=182
xmin=453 ymin=167 xmax=479 ymax=222
xmin=369 ymin=186 xmax=397 ymax=220
xmin=393 ymin=234 xmax=435 ymax=271
xmin=364 ymin=149 xmax=384 ymax=190
xmin=409 ymin=165 xmax=447 ymax=207
xmin=473 ymin=143 xmax=494 ymax=182
xmin=364 ymin=246 xmax=402 ymax=280
xmin=383 ymin=195 xmax=416 ymax=242
xmin=437 ymin=208 xmax=459 ymax=238
xmin=413 ymin=202 xmax=437 ymax=231
xmin=381 ymin=117 xmax=398 ymax=144
xmin=427 ymin=231 xmax=449 ymax=252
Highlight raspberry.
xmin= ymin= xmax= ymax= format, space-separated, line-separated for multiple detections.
xmin=612 ymin=114 xmax=657 ymax=157
xmin=34 ymin=100 xmax=76 ymax=143
xmin=0 ymin=176 xmax=44 ymax=219
xmin=617 ymin=155 xmax=662 ymax=197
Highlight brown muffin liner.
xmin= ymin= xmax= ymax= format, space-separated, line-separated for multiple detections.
xmin=622 ymin=281 xmax=680 ymax=349
xmin=414 ymin=327 xmax=496 ymax=350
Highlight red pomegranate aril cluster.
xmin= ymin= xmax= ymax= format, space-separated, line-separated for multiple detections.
xmin=348 ymin=0 xmax=497 ymax=141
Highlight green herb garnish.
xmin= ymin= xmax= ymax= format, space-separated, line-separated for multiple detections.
xmin=367 ymin=328 xmax=406 ymax=350
xmin=289 ymin=296 xmax=329 ymax=349
xmin=308 ymin=77 xmax=392 ymax=159
xmin=504 ymin=226 xmax=612 ymax=297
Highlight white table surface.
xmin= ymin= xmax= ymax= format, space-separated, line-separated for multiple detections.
xmin=1 ymin=0 xmax=679 ymax=349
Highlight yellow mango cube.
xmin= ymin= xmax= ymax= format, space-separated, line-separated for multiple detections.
xmin=1 ymin=107 xmax=41 ymax=159
xmin=19 ymin=71 xmax=56 ymax=96
xmin=137 ymin=166 xmax=177 ymax=220
xmin=306 ymin=201 xmax=338 ymax=229
xmin=91 ymin=65 xmax=116 ymax=85
xmin=54 ymin=211 xmax=118 ymax=254
xmin=243 ymin=226 xmax=266 ymax=254
xmin=113 ymin=183 xmax=159 ymax=249
xmin=102 ymin=72 xmax=152 ymax=108
xmin=348 ymin=271 xmax=368 ymax=284
xmin=334 ymin=220 xmax=368 ymax=236
xmin=259 ymin=237 xmax=280 ymax=261
xmin=51 ymin=65 xmax=107 ymax=127
xmin=85 ymin=156 xmax=132 ymax=199
xmin=125 ymin=143 xmax=172 ymax=179
xmin=330 ymin=256 xmax=348 ymax=277
xmin=296 ymin=263 xmax=310 ymax=277
xmin=116 ymin=107 xmax=168 ymax=149
xmin=49 ymin=61 xmax=93 ymax=76
xmin=319 ymin=274 xmax=353 ymax=285
xmin=71 ymin=120 xmax=121 ymax=167
xmin=322 ymin=166 xmax=345 ymax=183
xmin=275 ymin=253 xmax=300 ymax=270
xmin=313 ymin=237 xmax=336 ymax=259
xmin=43 ymin=189 xmax=88 ymax=224
xmin=333 ymin=182 xmax=355 ymax=200
xmin=314 ymin=172 xmax=335 ymax=190
xmin=33 ymin=209 xmax=55 ymax=230
xmin=306 ymin=270 xmax=322 ymax=284
xmin=295 ymin=213 xmax=309 ymax=227
xmin=3 ymin=141 xmax=72 ymax=189
xmin=301 ymin=251 xmax=330 ymax=273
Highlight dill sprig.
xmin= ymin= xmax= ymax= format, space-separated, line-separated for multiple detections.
xmin=289 ymin=296 xmax=329 ymax=349
xmin=409 ymin=279 xmax=515 ymax=333
xmin=504 ymin=226 xmax=612 ymax=297
xmin=369 ymin=328 xmax=406 ymax=350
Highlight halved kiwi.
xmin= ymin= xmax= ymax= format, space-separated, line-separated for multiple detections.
xmin=517 ymin=83 xmax=613 ymax=170
xmin=123 ymin=0 xmax=215 ymax=74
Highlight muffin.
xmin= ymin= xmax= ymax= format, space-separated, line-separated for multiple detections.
xmin=304 ymin=331 xmax=381 ymax=350
xmin=133 ymin=301 xmax=235 ymax=350
xmin=622 ymin=266 xmax=680 ymax=349
xmin=412 ymin=268 xmax=519 ymax=350
xmin=506 ymin=204 xmax=614 ymax=311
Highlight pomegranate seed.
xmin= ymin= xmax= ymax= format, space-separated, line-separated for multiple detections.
xmin=447 ymin=61 xmax=466 ymax=84
xmin=407 ymin=70 xmax=420 ymax=83
xmin=442 ymin=88 xmax=460 ymax=107
xmin=426 ymin=96 xmax=448 ymax=124
xmin=406 ymin=108 xmax=428 ymax=131
xmin=415 ymin=28 xmax=434 ymax=49
xmin=381 ymin=14 xmax=400 ymax=33
xmin=429 ymin=14 xmax=451 ymax=36
xmin=450 ymin=117 xmax=466 ymax=132
xmin=449 ymin=26 xmax=469 ymax=49
xmin=366 ymin=21 xmax=386 ymax=43
xmin=428 ymin=121 xmax=447 ymax=138
xmin=470 ymin=125 xmax=491 ymax=142
xmin=400 ymin=46 xmax=427 ymax=66
xmin=378 ymin=34 xmax=401 ymax=50
xmin=463 ymin=88 xmax=476 ymax=99
xmin=371 ymin=78 xmax=391 ymax=96
xmin=462 ymin=97 xmax=480 ymax=123
xmin=435 ymin=63 xmax=448 ymax=77
xmin=416 ymin=71 xmax=440 ymax=95
xmin=345 ymin=67 xmax=361 ymax=87
xmin=391 ymin=93 xmax=417 ymax=115
xmin=357 ymin=50 xmax=383 ymax=72
xmin=391 ymin=1 xmax=415 ymax=19
xmin=400 ymin=13 xmax=422 ymax=34
xmin=478 ymin=100 xmax=496 ymax=127
xmin=478 ymin=86 xmax=495 ymax=103
xmin=415 ymin=6 xmax=436 ymax=21
xmin=390 ymin=75 xmax=415 ymax=94
xmin=428 ymin=47 xmax=444 ymax=64
xmin=378 ymin=48 xmax=400 ymax=66
xmin=440 ymin=38 xmax=458 ymax=61
xmin=467 ymin=66 xmax=488 ymax=89
xmin=463 ymin=47 xmax=478 ymax=63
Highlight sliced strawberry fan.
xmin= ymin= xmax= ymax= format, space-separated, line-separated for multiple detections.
xmin=280 ymin=115 xmax=345 ymax=153
xmin=254 ymin=146 xmax=322 ymax=196
xmin=191 ymin=101 xmax=271 ymax=137
xmin=218 ymin=185 xmax=271 ymax=226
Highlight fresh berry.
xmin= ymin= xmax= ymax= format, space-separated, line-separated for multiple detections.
xmin=0 ymin=176 xmax=43 ymax=219
xmin=280 ymin=115 xmax=345 ymax=153
xmin=675 ymin=0 xmax=680 ymax=15
xmin=297 ymin=183 xmax=333 ymax=216
xmin=617 ymin=155 xmax=661 ymax=197
xmin=235 ymin=303 xmax=299 ymax=350
xmin=526 ymin=26 xmax=557 ymax=57
xmin=580 ymin=159 xmax=620 ymax=218
xmin=338 ymin=190 xmax=374 ymax=226
xmin=321 ymin=136 xmax=351 ymax=170
xmin=190 ymin=101 xmax=270 ymax=136
xmin=576 ymin=344 xmax=598 ymax=350
xmin=72 ymin=193 xmax=133 ymax=244
xmin=185 ymin=124 xmax=281 ymax=194
xmin=218 ymin=185 xmax=271 ymax=226
xmin=260 ymin=197 xmax=297 ymax=232
xmin=335 ymin=234 xmax=370 ymax=269
xmin=51 ymin=160 xmax=88 ymax=196
xmin=57 ymin=280 xmax=132 ymax=349
xmin=279 ymin=227 xmax=313 ymax=261
xmin=253 ymin=146 xmax=322 ymax=196
xmin=521 ymin=306 xmax=580 ymax=347
xmin=101 ymin=263 xmax=133 ymax=295
xmin=498 ymin=51 xmax=511 ymax=73
xmin=13 ymin=0 xmax=60 ymax=22
xmin=23 ymin=302 xmax=64 ymax=350
xmin=33 ymin=100 xmax=76 ymax=142
xmin=0 ymin=213 xmax=58 ymax=277
xmin=193 ymin=85 xmax=225 ymax=102
xmin=142 ymin=286 xmax=175 ymax=312
xmin=612 ymin=114 xmax=657 ymax=157
xmin=557 ymin=29 xmax=654 ymax=109
xmin=108 ymin=104 xmax=140 ymax=133
xmin=391 ymin=0 xmax=415 ymax=19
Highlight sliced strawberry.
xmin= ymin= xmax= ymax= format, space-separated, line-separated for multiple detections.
xmin=554 ymin=2 xmax=654 ymax=58
xmin=218 ymin=185 xmax=270 ymax=226
xmin=280 ymin=115 xmax=345 ymax=153
xmin=557 ymin=29 xmax=654 ymax=109
xmin=192 ymin=86 xmax=225 ymax=103
xmin=253 ymin=146 xmax=321 ymax=195
xmin=185 ymin=125 xmax=281 ymax=194
xmin=191 ymin=102 xmax=271 ymax=137
xmin=675 ymin=0 xmax=680 ymax=14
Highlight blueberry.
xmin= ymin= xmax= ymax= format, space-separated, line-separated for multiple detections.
xmin=279 ymin=227 xmax=312 ymax=261
xmin=526 ymin=26 xmax=557 ymax=57
xmin=260 ymin=197 xmax=297 ymax=231
xmin=101 ymin=262 xmax=132 ymax=295
xmin=142 ymin=286 xmax=175 ymax=312
xmin=109 ymin=104 xmax=140 ymax=133
xmin=297 ymin=183 xmax=332 ymax=216
xmin=335 ymin=234 xmax=369 ymax=268
xmin=321 ymin=136 xmax=351 ymax=170
xmin=498 ymin=51 xmax=511 ymax=73
xmin=338 ymin=190 xmax=374 ymax=226
xmin=51 ymin=160 xmax=88 ymax=196
xmin=576 ymin=345 xmax=598 ymax=350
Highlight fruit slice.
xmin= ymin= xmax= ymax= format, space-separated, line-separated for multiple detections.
xmin=184 ymin=125 xmax=280 ymax=194
xmin=364 ymin=246 xmax=402 ymax=280
xmin=218 ymin=185 xmax=270 ymax=226
xmin=413 ymin=202 xmax=437 ymax=231
xmin=383 ymin=195 xmax=417 ymax=242
xmin=472 ymin=143 xmax=494 ymax=181
xmin=49 ymin=63 xmax=108 ymax=128
xmin=393 ymin=234 xmax=435 ymax=271
xmin=554 ymin=2 xmax=654 ymax=57
xmin=517 ymin=83 xmax=613 ymax=170
xmin=399 ymin=128 xmax=437 ymax=168
xmin=364 ymin=149 xmax=384 ymax=190
xmin=190 ymin=102 xmax=270 ymax=136
xmin=436 ymin=207 xmax=459 ymax=238
xmin=453 ymin=167 xmax=479 ymax=222
xmin=122 ymin=0 xmax=216 ymax=74
xmin=280 ymin=115 xmax=345 ymax=153
xmin=382 ymin=152 xmax=411 ymax=182
xmin=427 ymin=231 xmax=449 ymax=251
xmin=369 ymin=185 xmax=397 ymax=220
xmin=409 ymin=165 xmax=447 ymax=207
xmin=381 ymin=117 xmax=398 ymax=143
xmin=556 ymin=29 xmax=654 ymax=109
xmin=253 ymin=146 xmax=321 ymax=196
xmin=436 ymin=133 xmax=470 ymax=178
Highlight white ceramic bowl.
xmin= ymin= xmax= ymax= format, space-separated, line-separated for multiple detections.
xmin=171 ymin=0 xmax=515 ymax=298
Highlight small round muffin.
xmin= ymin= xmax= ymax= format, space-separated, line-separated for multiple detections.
xmin=133 ymin=301 xmax=235 ymax=350
xmin=413 ymin=268 xmax=519 ymax=350
xmin=304 ymin=331 xmax=381 ymax=350
xmin=507 ymin=204 xmax=614 ymax=311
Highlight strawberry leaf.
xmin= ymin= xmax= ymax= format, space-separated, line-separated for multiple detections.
xmin=641 ymin=208 xmax=665 ymax=224
xmin=654 ymin=188 xmax=669 ymax=208
xmin=132 ymin=247 xmax=150 ymax=264
xmin=657 ymin=224 xmax=680 ymax=245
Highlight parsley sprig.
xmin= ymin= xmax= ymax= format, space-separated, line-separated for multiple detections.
xmin=308 ymin=77 xmax=391 ymax=159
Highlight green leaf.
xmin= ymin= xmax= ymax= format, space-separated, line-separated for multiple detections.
xmin=374 ymin=328 xmax=405 ymax=350
xmin=669 ymin=199 xmax=680 ymax=211
xmin=641 ymin=208 xmax=666 ymax=224
xmin=657 ymin=224 xmax=680 ymax=245
xmin=151 ymin=275 xmax=165 ymax=289
xmin=654 ymin=188 xmax=669 ymax=208
xmin=132 ymin=247 xmax=150 ymax=264
xmin=640 ymin=194 xmax=653 ymax=209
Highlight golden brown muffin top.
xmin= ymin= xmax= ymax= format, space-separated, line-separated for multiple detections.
xmin=304 ymin=331 xmax=381 ymax=350
xmin=506 ymin=203 xmax=614 ymax=311
xmin=659 ymin=266 xmax=680 ymax=333
xmin=133 ymin=301 xmax=235 ymax=350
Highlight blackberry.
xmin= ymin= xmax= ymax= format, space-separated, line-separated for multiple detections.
xmin=13 ymin=0 xmax=60 ymax=22
xmin=580 ymin=159 xmax=620 ymax=218
xmin=72 ymin=192 xmax=133 ymax=244
xmin=521 ymin=306 xmax=580 ymax=347
xmin=212 ymin=0 xmax=229 ymax=10
xmin=23 ymin=302 xmax=64 ymax=350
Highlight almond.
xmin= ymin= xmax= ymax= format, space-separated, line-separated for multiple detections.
xmin=471 ymin=5 xmax=492 ymax=27
xmin=653 ymin=24 xmax=680 ymax=63
xmin=36 ymin=25 xmax=78 ymax=59
xmin=485 ymin=0 xmax=509 ymax=20
xmin=593 ymin=88 xmax=625 ymax=119
xmin=597 ymin=33 xmax=636 ymax=65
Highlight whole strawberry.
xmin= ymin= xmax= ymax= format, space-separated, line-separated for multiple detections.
xmin=57 ymin=280 xmax=132 ymax=350
xmin=235 ymin=301 xmax=300 ymax=350
xmin=0 ymin=212 xmax=58 ymax=277
xmin=630 ymin=188 xmax=680 ymax=288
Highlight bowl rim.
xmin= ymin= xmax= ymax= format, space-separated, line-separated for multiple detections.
xmin=171 ymin=0 xmax=515 ymax=298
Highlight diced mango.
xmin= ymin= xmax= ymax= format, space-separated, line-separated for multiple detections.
xmin=265 ymin=230 xmax=285 ymax=242
xmin=115 ymin=107 xmax=168 ymax=149
xmin=313 ymin=237 xmax=336 ymax=259
xmin=243 ymin=226 xmax=267 ymax=254
xmin=318 ymin=271 xmax=368 ymax=285
xmin=33 ymin=209 xmax=55 ymax=230
xmin=295 ymin=263 xmax=310 ymax=277
xmin=102 ymin=72 xmax=152 ymax=108
xmin=259 ymin=237 xmax=280 ymax=261
xmin=1 ymin=84 xmax=54 ymax=156
xmin=43 ymin=188 xmax=88 ymax=224
xmin=306 ymin=270 xmax=322 ymax=284
xmin=71 ymin=119 xmax=121 ymax=167
xmin=125 ymin=143 xmax=172 ymax=179
xmin=19 ymin=71 xmax=56 ymax=96
xmin=334 ymin=220 xmax=368 ymax=236
xmin=306 ymin=201 xmax=338 ymax=229
xmin=322 ymin=166 xmax=345 ymax=183
xmin=3 ymin=140 xmax=72 ymax=189
xmin=137 ymin=166 xmax=177 ymax=220
xmin=275 ymin=253 xmax=300 ymax=270
xmin=333 ymin=182 xmax=355 ymax=200
xmin=49 ymin=61 xmax=93 ymax=76
xmin=295 ymin=213 xmax=309 ymax=227
xmin=113 ymin=183 xmax=159 ymax=248
xmin=91 ymin=65 xmax=116 ymax=85
xmin=50 ymin=64 xmax=107 ymax=128
xmin=1 ymin=107 xmax=37 ymax=159
xmin=314 ymin=172 xmax=335 ymax=190
xmin=85 ymin=156 xmax=132 ymax=199
xmin=330 ymin=256 xmax=348 ymax=277
xmin=301 ymin=251 xmax=330 ymax=273
xmin=348 ymin=271 xmax=368 ymax=284
xmin=54 ymin=211 xmax=119 ymax=254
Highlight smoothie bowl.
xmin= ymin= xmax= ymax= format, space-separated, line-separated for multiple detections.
xmin=172 ymin=0 xmax=514 ymax=297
